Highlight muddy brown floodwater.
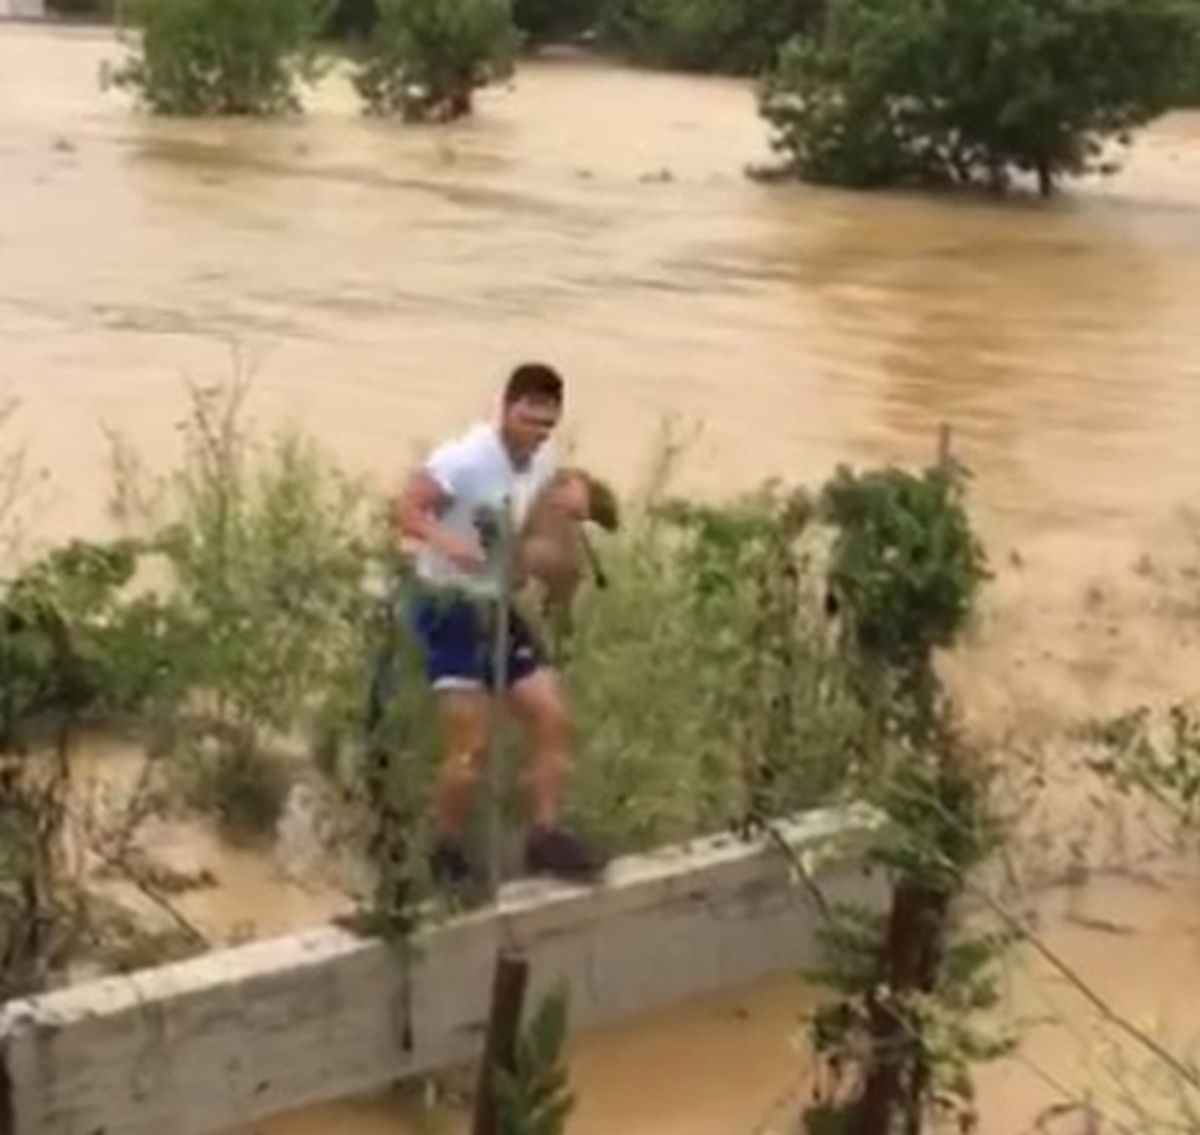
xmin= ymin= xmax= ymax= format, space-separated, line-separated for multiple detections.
xmin=5 ymin=20 xmax=1200 ymax=1135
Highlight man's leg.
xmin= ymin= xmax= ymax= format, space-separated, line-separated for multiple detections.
xmin=409 ymin=594 xmax=492 ymax=886
xmin=432 ymin=686 xmax=491 ymax=841
xmin=508 ymin=667 xmax=571 ymax=829
xmin=508 ymin=663 xmax=604 ymax=881
xmin=425 ymin=685 xmax=491 ymax=886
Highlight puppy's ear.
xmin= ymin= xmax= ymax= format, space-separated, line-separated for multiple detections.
xmin=584 ymin=474 xmax=620 ymax=532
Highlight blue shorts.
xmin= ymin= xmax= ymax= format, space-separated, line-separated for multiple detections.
xmin=407 ymin=593 xmax=545 ymax=692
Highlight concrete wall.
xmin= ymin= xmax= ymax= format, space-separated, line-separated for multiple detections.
xmin=0 ymin=805 xmax=886 ymax=1135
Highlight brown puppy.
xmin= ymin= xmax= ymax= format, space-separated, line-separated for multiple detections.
xmin=516 ymin=468 xmax=619 ymax=659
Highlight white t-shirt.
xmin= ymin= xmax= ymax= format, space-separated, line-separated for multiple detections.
xmin=414 ymin=421 xmax=557 ymax=597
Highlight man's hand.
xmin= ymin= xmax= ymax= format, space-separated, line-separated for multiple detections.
xmin=430 ymin=529 xmax=488 ymax=574
xmin=393 ymin=470 xmax=486 ymax=574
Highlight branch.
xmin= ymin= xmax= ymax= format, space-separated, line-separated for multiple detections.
xmin=759 ymin=817 xmax=834 ymax=923
xmin=67 ymin=760 xmax=210 ymax=950
xmin=83 ymin=831 xmax=210 ymax=948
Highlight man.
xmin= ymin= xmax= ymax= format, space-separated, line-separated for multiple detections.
xmin=392 ymin=363 xmax=604 ymax=888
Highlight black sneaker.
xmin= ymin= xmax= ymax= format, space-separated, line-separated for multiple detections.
xmin=525 ymin=826 xmax=607 ymax=884
xmin=427 ymin=837 xmax=472 ymax=890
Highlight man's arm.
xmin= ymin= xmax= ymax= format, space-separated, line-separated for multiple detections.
xmin=391 ymin=467 xmax=487 ymax=574
xmin=391 ymin=468 xmax=446 ymax=544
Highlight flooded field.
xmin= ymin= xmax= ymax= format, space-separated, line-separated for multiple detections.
xmin=4 ymin=19 xmax=1200 ymax=1135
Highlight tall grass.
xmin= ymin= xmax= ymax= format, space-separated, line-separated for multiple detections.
xmin=103 ymin=378 xmax=380 ymax=841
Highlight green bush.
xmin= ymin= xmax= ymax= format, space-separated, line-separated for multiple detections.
xmin=759 ymin=0 xmax=1198 ymax=194
xmin=353 ymin=0 xmax=520 ymax=121
xmin=561 ymin=485 xmax=864 ymax=851
xmin=513 ymin=0 xmax=599 ymax=44
xmin=603 ymin=0 xmax=818 ymax=75
xmin=798 ymin=453 xmax=1013 ymax=1135
xmin=110 ymin=0 xmax=326 ymax=116
xmin=326 ymin=0 xmax=378 ymax=38
xmin=497 ymin=984 xmax=576 ymax=1135
xmin=100 ymin=382 xmax=378 ymax=839
xmin=0 ymin=539 xmax=191 ymax=746
xmin=820 ymin=462 xmax=988 ymax=677
xmin=155 ymin=386 xmax=375 ymax=764
xmin=1176 ymin=17 xmax=1200 ymax=106
xmin=178 ymin=741 xmax=293 ymax=842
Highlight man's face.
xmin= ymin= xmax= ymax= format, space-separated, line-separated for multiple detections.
xmin=501 ymin=396 xmax=560 ymax=466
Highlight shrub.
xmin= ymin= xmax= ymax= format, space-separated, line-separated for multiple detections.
xmin=313 ymin=559 xmax=444 ymax=922
xmin=99 ymin=380 xmax=378 ymax=841
xmin=513 ymin=0 xmax=600 ymax=44
xmin=1176 ymin=17 xmax=1200 ymax=106
xmin=603 ymin=0 xmax=819 ymax=75
xmin=154 ymin=384 xmax=375 ymax=764
xmin=110 ymin=0 xmax=326 ymax=116
xmin=561 ymin=483 xmax=865 ymax=851
xmin=179 ymin=740 xmax=294 ymax=842
xmin=798 ymin=453 xmax=1012 ymax=1135
xmin=497 ymin=984 xmax=577 ymax=1135
xmin=759 ymin=0 xmax=1198 ymax=195
xmin=0 ymin=539 xmax=190 ymax=746
xmin=326 ymin=0 xmax=378 ymax=39
xmin=820 ymin=461 xmax=988 ymax=681
xmin=353 ymin=0 xmax=520 ymax=121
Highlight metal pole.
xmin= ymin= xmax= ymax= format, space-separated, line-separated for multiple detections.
xmin=470 ymin=948 xmax=530 ymax=1135
xmin=937 ymin=423 xmax=952 ymax=471
xmin=483 ymin=494 xmax=514 ymax=904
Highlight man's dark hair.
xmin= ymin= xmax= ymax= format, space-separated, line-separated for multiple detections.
xmin=504 ymin=363 xmax=564 ymax=406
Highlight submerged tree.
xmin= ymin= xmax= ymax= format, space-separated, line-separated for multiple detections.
xmin=109 ymin=0 xmax=326 ymax=116
xmin=353 ymin=0 xmax=520 ymax=122
xmin=759 ymin=0 xmax=1198 ymax=195
xmin=603 ymin=0 xmax=820 ymax=75
xmin=326 ymin=0 xmax=379 ymax=39
xmin=513 ymin=0 xmax=601 ymax=45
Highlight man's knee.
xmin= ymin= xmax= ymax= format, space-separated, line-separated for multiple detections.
xmin=513 ymin=670 xmax=572 ymax=745
xmin=438 ymin=689 xmax=491 ymax=760
xmin=441 ymin=749 xmax=488 ymax=785
xmin=537 ymin=701 xmax=572 ymax=750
